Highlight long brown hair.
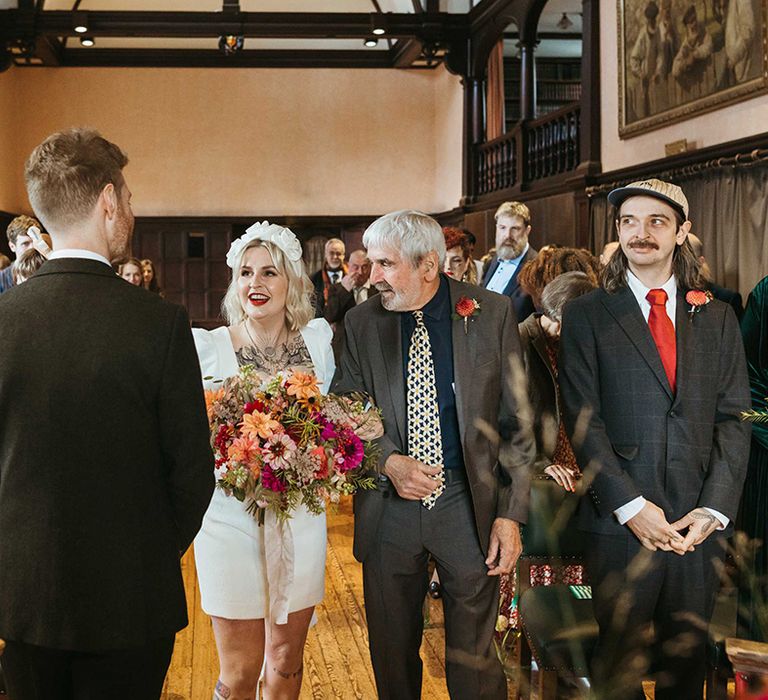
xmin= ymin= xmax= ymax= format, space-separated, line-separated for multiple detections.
xmin=601 ymin=237 xmax=706 ymax=293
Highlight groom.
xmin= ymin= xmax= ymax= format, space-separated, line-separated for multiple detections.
xmin=0 ymin=128 xmax=214 ymax=699
xmin=332 ymin=210 xmax=533 ymax=699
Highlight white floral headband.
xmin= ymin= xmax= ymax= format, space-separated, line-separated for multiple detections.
xmin=226 ymin=221 xmax=303 ymax=269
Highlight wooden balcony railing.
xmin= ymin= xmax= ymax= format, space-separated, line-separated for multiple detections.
xmin=473 ymin=103 xmax=581 ymax=198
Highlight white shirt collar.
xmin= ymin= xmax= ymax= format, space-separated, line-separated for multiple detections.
xmin=48 ymin=249 xmax=112 ymax=267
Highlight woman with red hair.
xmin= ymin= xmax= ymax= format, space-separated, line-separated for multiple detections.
xmin=442 ymin=227 xmax=478 ymax=285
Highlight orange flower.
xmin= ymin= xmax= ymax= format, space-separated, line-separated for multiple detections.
xmin=285 ymin=371 xmax=320 ymax=403
xmin=204 ymin=388 xmax=225 ymax=422
xmin=241 ymin=410 xmax=281 ymax=440
xmin=227 ymin=435 xmax=258 ymax=464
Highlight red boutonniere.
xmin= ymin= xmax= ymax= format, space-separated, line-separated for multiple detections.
xmin=685 ymin=289 xmax=713 ymax=321
xmin=452 ymin=296 xmax=481 ymax=334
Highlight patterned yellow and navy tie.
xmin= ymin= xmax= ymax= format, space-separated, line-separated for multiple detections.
xmin=407 ymin=310 xmax=445 ymax=509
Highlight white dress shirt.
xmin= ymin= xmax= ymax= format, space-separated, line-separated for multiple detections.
xmin=353 ymin=281 xmax=372 ymax=305
xmin=485 ymin=244 xmax=529 ymax=294
xmin=613 ymin=270 xmax=728 ymax=529
xmin=48 ymin=249 xmax=112 ymax=267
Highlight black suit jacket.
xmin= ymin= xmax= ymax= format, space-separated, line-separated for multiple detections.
xmin=559 ymin=285 xmax=750 ymax=535
xmin=0 ymin=258 xmax=214 ymax=651
xmin=481 ymin=247 xmax=538 ymax=322
xmin=709 ymin=281 xmax=744 ymax=321
xmin=332 ymin=276 xmax=534 ymax=562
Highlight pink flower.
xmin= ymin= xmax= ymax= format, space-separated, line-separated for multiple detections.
xmin=260 ymin=464 xmax=287 ymax=492
xmin=336 ymin=429 xmax=364 ymax=473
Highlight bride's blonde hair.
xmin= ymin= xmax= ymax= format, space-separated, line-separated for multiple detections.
xmin=221 ymin=239 xmax=314 ymax=332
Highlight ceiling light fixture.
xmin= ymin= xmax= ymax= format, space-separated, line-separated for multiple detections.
xmin=557 ymin=12 xmax=574 ymax=30
xmin=370 ymin=13 xmax=386 ymax=36
xmin=364 ymin=38 xmax=378 ymax=48
xmin=79 ymin=36 xmax=95 ymax=47
xmin=73 ymin=11 xmax=88 ymax=34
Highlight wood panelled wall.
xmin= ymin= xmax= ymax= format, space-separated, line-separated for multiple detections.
xmin=131 ymin=217 xmax=373 ymax=328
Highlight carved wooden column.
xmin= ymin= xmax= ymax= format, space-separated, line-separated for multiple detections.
xmin=577 ymin=0 xmax=601 ymax=174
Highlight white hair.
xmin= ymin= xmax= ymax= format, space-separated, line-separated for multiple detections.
xmin=362 ymin=210 xmax=446 ymax=267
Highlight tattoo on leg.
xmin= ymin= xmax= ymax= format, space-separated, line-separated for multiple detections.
xmin=214 ymin=679 xmax=231 ymax=699
xmin=691 ymin=508 xmax=717 ymax=535
xmin=273 ymin=663 xmax=303 ymax=680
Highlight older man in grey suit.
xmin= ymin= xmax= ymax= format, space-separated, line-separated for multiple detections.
xmin=332 ymin=210 xmax=532 ymax=699
xmin=559 ymin=179 xmax=750 ymax=700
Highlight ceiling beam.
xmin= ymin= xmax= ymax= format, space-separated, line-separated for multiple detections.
xmin=58 ymin=48 xmax=394 ymax=69
xmin=390 ymin=37 xmax=424 ymax=67
xmin=24 ymin=10 xmax=468 ymax=40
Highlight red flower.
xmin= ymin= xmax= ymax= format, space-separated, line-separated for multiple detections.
xmin=685 ymin=289 xmax=713 ymax=321
xmin=455 ymin=296 xmax=480 ymax=318
xmin=685 ymin=290 xmax=712 ymax=307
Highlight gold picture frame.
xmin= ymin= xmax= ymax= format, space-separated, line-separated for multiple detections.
xmin=617 ymin=0 xmax=768 ymax=138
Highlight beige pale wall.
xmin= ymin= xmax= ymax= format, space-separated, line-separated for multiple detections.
xmin=0 ymin=69 xmax=20 ymax=213
xmin=0 ymin=65 xmax=463 ymax=217
xmin=600 ymin=1 xmax=768 ymax=172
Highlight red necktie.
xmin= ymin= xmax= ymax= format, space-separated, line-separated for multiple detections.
xmin=646 ymin=288 xmax=676 ymax=393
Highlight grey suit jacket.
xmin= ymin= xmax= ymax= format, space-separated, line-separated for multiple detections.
xmin=332 ymin=275 xmax=534 ymax=562
xmin=559 ymin=285 xmax=750 ymax=535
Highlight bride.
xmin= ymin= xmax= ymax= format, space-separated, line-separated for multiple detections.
xmin=192 ymin=222 xmax=334 ymax=700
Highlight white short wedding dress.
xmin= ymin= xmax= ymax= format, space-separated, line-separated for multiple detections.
xmin=192 ymin=319 xmax=335 ymax=622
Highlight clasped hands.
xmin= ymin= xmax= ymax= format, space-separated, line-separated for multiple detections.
xmin=627 ymin=501 xmax=720 ymax=554
xmin=383 ymin=454 xmax=521 ymax=576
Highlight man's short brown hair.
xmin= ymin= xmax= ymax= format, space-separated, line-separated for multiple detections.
xmin=494 ymin=201 xmax=531 ymax=227
xmin=24 ymin=128 xmax=129 ymax=230
xmin=6 ymin=215 xmax=40 ymax=246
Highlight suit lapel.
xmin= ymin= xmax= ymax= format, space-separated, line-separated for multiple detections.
xmin=482 ymin=257 xmax=499 ymax=287
xmin=448 ymin=278 xmax=475 ymax=445
xmin=602 ymin=286 xmax=674 ymax=399
xmin=673 ymin=289 xmax=693 ymax=406
xmin=376 ymin=308 xmax=406 ymax=447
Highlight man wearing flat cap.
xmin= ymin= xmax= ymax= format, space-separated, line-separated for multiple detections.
xmin=559 ymin=178 xmax=750 ymax=699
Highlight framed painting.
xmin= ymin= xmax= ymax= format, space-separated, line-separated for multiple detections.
xmin=618 ymin=0 xmax=768 ymax=137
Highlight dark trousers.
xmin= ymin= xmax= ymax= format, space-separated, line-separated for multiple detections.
xmin=362 ymin=478 xmax=506 ymax=700
xmin=2 ymin=635 xmax=175 ymax=700
xmin=586 ymin=531 xmax=723 ymax=700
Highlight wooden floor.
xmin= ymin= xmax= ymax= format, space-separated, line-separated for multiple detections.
xmin=161 ymin=497 xmax=454 ymax=700
xmin=160 ymin=499 xmax=733 ymax=700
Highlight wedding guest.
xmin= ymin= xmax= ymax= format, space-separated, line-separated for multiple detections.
xmin=340 ymin=249 xmax=376 ymax=305
xmin=0 ymin=127 xmax=214 ymax=700
xmin=118 ymin=257 xmax=143 ymax=286
xmin=0 ymin=215 xmax=40 ymax=294
xmin=497 ymin=271 xmax=598 ymax=623
xmin=192 ymin=222 xmax=334 ymax=700
xmin=463 ymin=229 xmax=485 ymax=280
xmin=687 ymin=233 xmax=743 ymax=319
xmin=13 ymin=248 xmax=47 ymax=284
xmin=481 ymin=201 xmax=538 ymax=321
xmin=442 ymin=226 xmax=478 ymax=285
xmin=521 ymin=271 xmax=597 ymax=491
xmin=310 ymin=237 xmax=346 ymax=317
xmin=517 ymin=246 xmax=600 ymax=311
xmin=738 ymin=277 xmax=768 ymax=642
xmin=141 ymin=258 xmax=163 ymax=295
xmin=559 ymin=178 xmax=750 ymax=699
xmin=332 ymin=210 xmax=533 ymax=699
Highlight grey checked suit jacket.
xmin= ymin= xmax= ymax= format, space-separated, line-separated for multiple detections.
xmin=331 ymin=275 xmax=534 ymax=562
xmin=559 ymin=285 xmax=750 ymax=535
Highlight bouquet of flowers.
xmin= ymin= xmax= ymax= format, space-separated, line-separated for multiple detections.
xmin=204 ymin=365 xmax=381 ymax=522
